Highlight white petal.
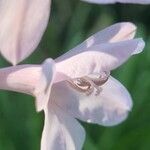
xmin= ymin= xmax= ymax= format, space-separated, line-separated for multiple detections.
xmin=34 ymin=58 xmax=56 ymax=112
xmin=56 ymin=22 xmax=136 ymax=62
xmin=0 ymin=58 xmax=55 ymax=112
xmin=82 ymin=0 xmax=150 ymax=4
xmin=0 ymin=64 xmax=41 ymax=94
xmin=0 ymin=0 xmax=51 ymax=65
xmin=56 ymin=39 xmax=145 ymax=80
xmin=52 ymin=76 xmax=132 ymax=126
xmin=41 ymin=106 xmax=85 ymax=150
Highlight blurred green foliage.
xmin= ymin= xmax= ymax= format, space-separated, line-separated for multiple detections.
xmin=0 ymin=0 xmax=150 ymax=150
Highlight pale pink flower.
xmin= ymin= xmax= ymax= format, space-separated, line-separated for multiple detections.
xmin=0 ymin=0 xmax=51 ymax=65
xmin=82 ymin=0 xmax=150 ymax=4
xmin=0 ymin=22 xmax=145 ymax=150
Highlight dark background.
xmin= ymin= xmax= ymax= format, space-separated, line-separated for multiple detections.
xmin=0 ymin=0 xmax=150 ymax=149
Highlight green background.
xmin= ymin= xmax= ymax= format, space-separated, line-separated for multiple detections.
xmin=0 ymin=0 xmax=150 ymax=150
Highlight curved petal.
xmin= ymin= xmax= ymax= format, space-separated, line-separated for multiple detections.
xmin=34 ymin=58 xmax=56 ymax=112
xmin=0 ymin=58 xmax=55 ymax=111
xmin=56 ymin=22 xmax=136 ymax=62
xmin=41 ymin=106 xmax=85 ymax=150
xmin=82 ymin=0 xmax=150 ymax=4
xmin=56 ymin=39 xmax=144 ymax=81
xmin=0 ymin=0 xmax=51 ymax=65
xmin=52 ymin=76 xmax=132 ymax=126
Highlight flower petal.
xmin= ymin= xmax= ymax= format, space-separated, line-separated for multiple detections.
xmin=56 ymin=22 xmax=136 ymax=62
xmin=34 ymin=58 xmax=56 ymax=112
xmin=0 ymin=65 xmax=41 ymax=94
xmin=0 ymin=0 xmax=51 ymax=65
xmin=52 ymin=76 xmax=132 ymax=126
xmin=56 ymin=39 xmax=144 ymax=80
xmin=0 ymin=58 xmax=55 ymax=112
xmin=81 ymin=0 xmax=150 ymax=4
xmin=41 ymin=106 xmax=85 ymax=150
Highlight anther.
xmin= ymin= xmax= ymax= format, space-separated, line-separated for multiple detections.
xmin=67 ymin=71 xmax=110 ymax=96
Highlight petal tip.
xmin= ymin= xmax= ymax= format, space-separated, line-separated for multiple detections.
xmin=125 ymin=22 xmax=137 ymax=30
xmin=0 ymin=51 xmax=18 ymax=66
xmin=133 ymin=38 xmax=145 ymax=55
xmin=11 ymin=60 xmax=18 ymax=66
xmin=125 ymin=22 xmax=137 ymax=34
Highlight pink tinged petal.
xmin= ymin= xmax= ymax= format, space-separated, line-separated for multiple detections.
xmin=81 ymin=0 xmax=150 ymax=4
xmin=56 ymin=22 xmax=136 ymax=62
xmin=0 ymin=58 xmax=55 ymax=112
xmin=132 ymin=39 xmax=145 ymax=55
xmin=56 ymin=39 xmax=145 ymax=80
xmin=52 ymin=76 xmax=132 ymax=126
xmin=0 ymin=65 xmax=41 ymax=94
xmin=41 ymin=106 xmax=85 ymax=150
xmin=0 ymin=0 xmax=51 ymax=65
xmin=34 ymin=58 xmax=56 ymax=112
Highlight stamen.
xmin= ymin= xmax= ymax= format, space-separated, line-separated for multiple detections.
xmin=67 ymin=71 xmax=110 ymax=96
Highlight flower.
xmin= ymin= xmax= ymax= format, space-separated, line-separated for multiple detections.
xmin=0 ymin=0 xmax=148 ymax=65
xmin=0 ymin=0 xmax=51 ymax=65
xmin=0 ymin=22 xmax=145 ymax=150
xmin=82 ymin=0 xmax=150 ymax=4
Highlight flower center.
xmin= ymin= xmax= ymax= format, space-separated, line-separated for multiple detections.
xmin=67 ymin=71 xmax=110 ymax=96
